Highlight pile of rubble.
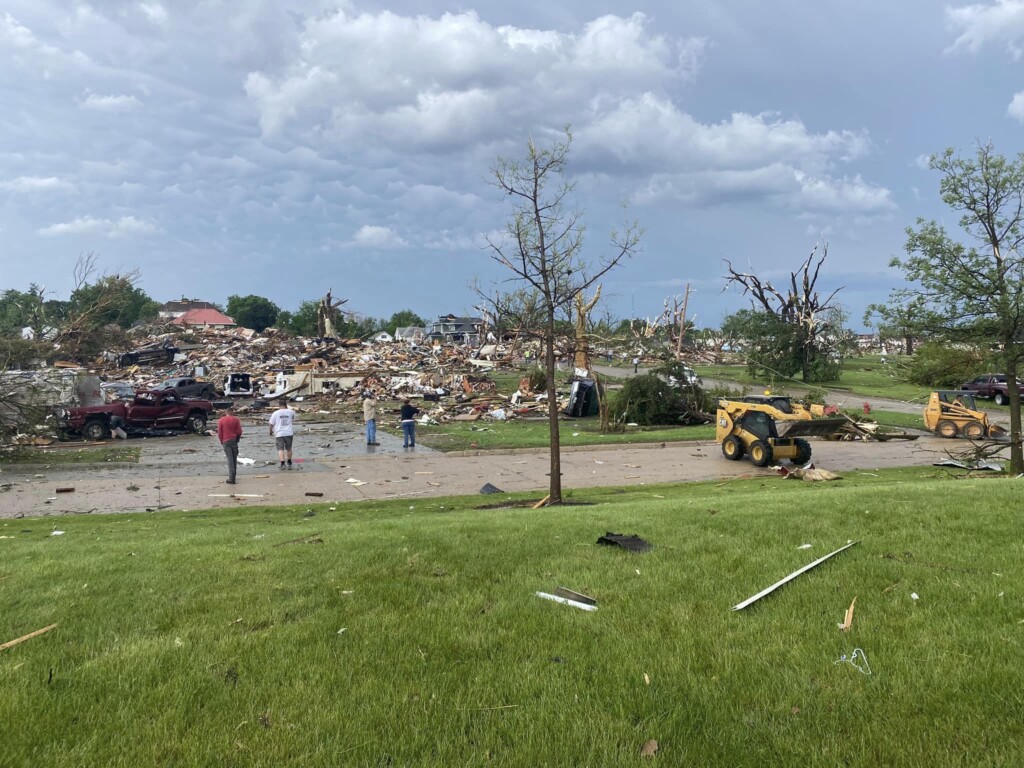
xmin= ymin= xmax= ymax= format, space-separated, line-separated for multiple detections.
xmin=93 ymin=326 xmax=554 ymax=423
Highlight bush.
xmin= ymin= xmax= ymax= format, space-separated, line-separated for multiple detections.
xmin=527 ymin=367 xmax=546 ymax=392
xmin=906 ymin=343 xmax=989 ymax=389
xmin=611 ymin=372 xmax=714 ymax=426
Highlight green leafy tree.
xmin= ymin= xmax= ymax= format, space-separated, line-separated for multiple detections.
xmin=878 ymin=142 xmax=1024 ymax=472
xmin=69 ymin=276 xmax=159 ymax=329
xmin=226 ymin=294 xmax=280 ymax=332
xmin=384 ymin=309 xmax=426 ymax=336
xmin=279 ymin=300 xmax=319 ymax=337
xmin=480 ymin=129 xmax=642 ymax=505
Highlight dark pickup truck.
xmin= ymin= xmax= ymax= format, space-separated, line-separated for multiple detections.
xmin=155 ymin=376 xmax=219 ymax=400
xmin=57 ymin=390 xmax=214 ymax=440
xmin=961 ymin=374 xmax=1024 ymax=406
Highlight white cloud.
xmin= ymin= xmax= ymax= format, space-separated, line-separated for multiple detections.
xmin=947 ymin=0 xmax=1024 ymax=58
xmin=79 ymin=92 xmax=141 ymax=111
xmin=37 ymin=215 xmax=158 ymax=238
xmin=1009 ymin=89 xmax=1024 ymax=121
xmin=138 ymin=3 xmax=167 ymax=25
xmin=347 ymin=224 xmax=407 ymax=249
xmin=913 ymin=154 xmax=931 ymax=170
xmin=0 ymin=176 xmax=74 ymax=192
xmin=245 ymin=10 xmax=704 ymax=142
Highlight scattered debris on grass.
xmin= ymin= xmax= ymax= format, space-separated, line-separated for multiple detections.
xmin=479 ymin=483 xmax=503 ymax=495
xmin=838 ymin=596 xmax=857 ymax=632
xmin=596 ymin=532 xmax=652 ymax=553
xmin=835 ymin=648 xmax=871 ymax=675
xmin=911 ymin=592 xmax=920 ymax=601
xmin=640 ymin=739 xmax=660 ymax=758
xmin=797 ymin=543 xmax=812 ymax=550
xmin=0 ymin=623 xmax=58 ymax=652
xmin=50 ymin=530 xmax=65 ymax=536
xmin=934 ymin=459 xmax=1003 ymax=471
xmin=733 ymin=540 xmax=860 ymax=611
xmin=553 ymin=586 xmax=596 ymax=606
xmin=536 ymin=591 xmax=598 ymax=611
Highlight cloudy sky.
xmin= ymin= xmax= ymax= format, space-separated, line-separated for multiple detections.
xmin=1 ymin=0 xmax=1023 ymax=329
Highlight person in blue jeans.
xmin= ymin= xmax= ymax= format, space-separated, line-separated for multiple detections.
xmin=362 ymin=390 xmax=379 ymax=446
xmin=400 ymin=398 xmax=420 ymax=448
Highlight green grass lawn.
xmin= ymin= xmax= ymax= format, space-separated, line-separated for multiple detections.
xmin=695 ymin=357 xmax=932 ymax=403
xmin=384 ymin=417 xmax=714 ymax=451
xmin=2 ymin=470 xmax=1022 ymax=766
xmin=0 ymin=444 xmax=141 ymax=465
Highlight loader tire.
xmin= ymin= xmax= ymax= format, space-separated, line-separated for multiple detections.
xmin=936 ymin=420 xmax=959 ymax=439
xmin=963 ymin=421 xmax=985 ymax=439
xmin=995 ymin=392 xmax=1008 ymax=406
xmin=721 ymin=435 xmax=744 ymax=461
xmin=749 ymin=440 xmax=773 ymax=467
xmin=791 ymin=438 xmax=813 ymax=465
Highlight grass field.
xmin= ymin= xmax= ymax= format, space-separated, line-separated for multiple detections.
xmin=0 ymin=445 xmax=141 ymax=465
xmin=2 ymin=469 xmax=1022 ymax=766
xmin=387 ymin=418 xmax=714 ymax=451
xmin=695 ymin=357 xmax=933 ymax=403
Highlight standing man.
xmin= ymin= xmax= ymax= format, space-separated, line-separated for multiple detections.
xmin=269 ymin=397 xmax=296 ymax=470
xmin=363 ymin=390 xmax=380 ymax=446
xmin=218 ymin=405 xmax=243 ymax=484
xmin=632 ymin=355 xmax=640 ymax=374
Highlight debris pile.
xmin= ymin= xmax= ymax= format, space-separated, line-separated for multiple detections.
xmin=43 ymin=324 xmax=564 ymax=425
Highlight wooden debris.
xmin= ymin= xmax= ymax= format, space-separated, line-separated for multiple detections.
xmin=1 ymin=623 xmax=58 ymax=652
xmin=838 ymin=596 xmax=857 ymax=632
xmin=532 ymin=494 xmax=550 ymax=509
xmin=55 ymin=487 xmax=75 ymax=494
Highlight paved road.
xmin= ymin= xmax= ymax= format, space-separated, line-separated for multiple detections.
xmin=1 ymin=425 xmax=960 ymax=519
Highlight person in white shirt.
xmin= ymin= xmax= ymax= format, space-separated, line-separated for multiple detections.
xmin=268 ymin=397 xmax=296 ymax=470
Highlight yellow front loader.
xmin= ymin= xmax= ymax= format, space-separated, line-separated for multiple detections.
xmin=923 ymin=391 xmax=1007 ymax=439
xmin=716 ymin=396 xmax=846 ymax=467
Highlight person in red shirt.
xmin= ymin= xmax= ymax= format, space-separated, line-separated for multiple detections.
xmin=217 ymin=405 xmax=244 ymax=484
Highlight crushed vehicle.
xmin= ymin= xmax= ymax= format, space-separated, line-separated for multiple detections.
xmin=923 ymin=390 xmax=1007 ymax=439
xmin=960 ymin=374 xmax=1024 ymax=406
xmin=57 ymin=390 xmax=214 ymax=441
xmin=155 ymin=376 xmax=219 ymax=400
xmin=100 ymin=382 xmax=135 ymax=402
xmin=223 ymin=372 xmax=255 ymax=397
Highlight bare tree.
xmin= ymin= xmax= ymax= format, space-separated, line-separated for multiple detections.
xmin=724 ymin=243 xmax=844 ymax=381
xmin=482 ymin=129 xmax=642 ymax=504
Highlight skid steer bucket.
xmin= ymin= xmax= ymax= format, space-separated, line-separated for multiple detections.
xmin=777 ymin=418 xmax=849 ymax=438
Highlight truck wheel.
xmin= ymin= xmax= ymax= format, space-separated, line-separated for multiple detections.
xmin=791 ymin=438 xmax=812 ymax=465
xmin=995 ymin=392 xmax=1008 ymax=406
xmin=83 ymin=420 xmax=108 ymax=441
xmin=721 ymin=435 xmax=744 ymax=461
xmin=936 ymin=420 xmax=959 ymax=439
xmin=186 ymin=413 xmax=208 ymax=433
xmin=963 ymin=421 xmax=985 ymax=439
xmin=749 ymin=440 xmax=773 ymax=467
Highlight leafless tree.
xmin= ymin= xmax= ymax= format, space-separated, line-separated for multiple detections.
xmin=724 ymin=243 xmax=844 ymax=381
xmin=481 ymin=129 xmax=642 ymax=504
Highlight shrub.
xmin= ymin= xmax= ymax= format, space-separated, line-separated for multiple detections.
xmin=906 ymin=343 xmax=989 ymax=389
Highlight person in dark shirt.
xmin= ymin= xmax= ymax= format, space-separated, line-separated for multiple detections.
xmin=400 ymin=398 xmax=420 ymax=448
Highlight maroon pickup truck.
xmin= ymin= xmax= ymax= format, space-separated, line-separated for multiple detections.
xmin=961 ymin=374 xmax=1024 ymax=406
xmin=57 ymin=390 xmax=214 ymax=440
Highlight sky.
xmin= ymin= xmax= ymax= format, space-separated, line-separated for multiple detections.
xmin=2 ymin=0 xmax=1024 ymax=331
